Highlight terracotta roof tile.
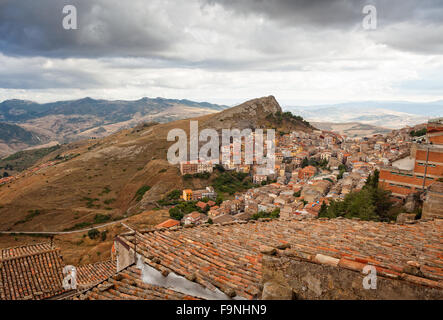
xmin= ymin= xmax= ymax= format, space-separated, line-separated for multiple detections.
xmin=155 ymin=219 xmax=180 ymax=229
xmin=76 ymin=260 xmax=117 ymax=290
xmin=0 ymin=246 xmax=68 ymax=300
xmin=0 ymin=242 xmax=52 ymax=260
xmin=117 ymin=218 xmax=443 ymax=299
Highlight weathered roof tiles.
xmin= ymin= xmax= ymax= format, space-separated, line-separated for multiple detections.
xmin=76 ymin=260 xmax=117 ymax=290
xmin=0 ymin=242 xmax=53 ymax=260
xmin=0 ymin=247 xmax=68 ymax=300
xmin=117 ymin=218 xmax=443 ymax=299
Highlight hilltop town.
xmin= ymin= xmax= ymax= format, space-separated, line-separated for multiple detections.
xmin=0 ymin=98 xmax=442 ymax=301
xmin=167 ymin=117 xmax=442 ymax=227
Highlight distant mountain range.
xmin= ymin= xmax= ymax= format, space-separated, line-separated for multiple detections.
xmin=0 ymin=97 xmax=227 ymax=157
xmin=285 ymin=100 xmax=443 ymax=129
xmin=2 ymin=97 xmax=441 ymax=157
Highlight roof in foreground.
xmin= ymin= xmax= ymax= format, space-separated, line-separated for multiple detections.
xmin=117 ymin=218 xmax=443 ymax=299
xmin=0 ymin=244 xmax=69 ymax=300
xmin=76 ymin=265 xmax=200 ymax=300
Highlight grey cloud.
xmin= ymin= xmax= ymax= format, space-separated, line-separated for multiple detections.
xmin=204 ymin=0 xmax=443 ymax=55
xmin=1 ymin=0 xmax=443 ymax=61
xmin=0 ymin=68 xmax=105 ymax=90
xmin=370 ymin=23 xmax=443 ymax=55
xmin=0 ymin=0 xmax=175 ymax=58
xmin=204 ymin=0 xmax=443 ymax=28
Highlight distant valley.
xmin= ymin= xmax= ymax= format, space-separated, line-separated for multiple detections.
xmin=311 ymin=122 xmax=391 ymax=137
xmin=286 ymin=100 xmax=443 ymax=129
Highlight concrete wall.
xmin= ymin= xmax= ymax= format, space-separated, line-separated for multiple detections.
xmin=423 ymin=187 xmax=443 ymax=220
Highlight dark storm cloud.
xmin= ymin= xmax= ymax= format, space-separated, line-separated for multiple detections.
xmin=1 ymin=0 xmax=442 ymax=59
xmin=0 ymin=0 xmax=174 ymax=58
xmin=204 ymin=0 xmax=443 ymax=55
xmin=0 ymin=69 xmax=104 ymax=89
xmin=205 ymin=0 xmax=443 ymax=28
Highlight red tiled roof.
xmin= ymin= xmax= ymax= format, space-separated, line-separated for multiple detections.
xmin=196 ymin=201 xmax=208 ymax=209
xmin=1 ymin=242 xmax=52 ymax=260
xmin=155 ymin=219 xmax=180 ymax=229
xmin=76 ymin=260 xmax=117 ymax=290
xmin=77 ymin=266 xmax=200 ymax=300
xmin=0 ymin=246 xmax=69 ymax=300
xmin=117 ymin=218 xmax=443 ymax=299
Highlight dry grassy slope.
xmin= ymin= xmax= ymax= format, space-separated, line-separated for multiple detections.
xmin=0 ymin=96 xmax=311 ymax=232
xmin=0 ymin=209 xmax=170 ymax=265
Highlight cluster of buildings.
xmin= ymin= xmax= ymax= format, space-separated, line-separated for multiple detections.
xmin=173 ymin=127 xmax=395 ymax=223
xmin=379 ymin=118 xmax=443 ymax=219
xmin=379 ymin=119 xmax=442 ymax=198
xmin=0 ymin=160 xmax=58 ymax=186
xmin=0 ymin=176 xmax=14 ymax=185
xmin=179 ymin=160 xmax=214 ymax=175
xmin=172 ymin=118 xmax=443 ymax=225
xmin=182 ymin=186 xmax=216 ymax=201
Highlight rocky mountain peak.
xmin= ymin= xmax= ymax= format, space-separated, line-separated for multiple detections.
xmin=202 ymin=95 xmax=283 ymax=129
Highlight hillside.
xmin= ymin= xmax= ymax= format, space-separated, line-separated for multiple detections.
xmin=0 ymin=97 xmax=227 ymax=157
xmin=0 ymin=96 xmax=311 ymax=232
xmin=0 ymin=122 xmax=50 ymax=157
xmin=0 ymin=145 xmax=61 ymax=176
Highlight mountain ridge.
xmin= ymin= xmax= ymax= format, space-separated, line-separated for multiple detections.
xmin=0 ymin=97 xmax=229 ymax=157
xmin=286 ymin=100 xmax=443 ymax=129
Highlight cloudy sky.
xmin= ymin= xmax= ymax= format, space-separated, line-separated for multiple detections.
xmin=1 ymin=0 xmax=443 ymax=105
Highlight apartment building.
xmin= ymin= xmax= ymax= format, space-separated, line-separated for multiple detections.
xmin=379 ymin=118 xmax=443 ymax=199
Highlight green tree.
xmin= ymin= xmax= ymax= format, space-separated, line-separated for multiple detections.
xmin=169 ymin=207 xmax=183 ymax=220
xmin=251 ymin=208 xmax=280 ymax=220
xmin=88 ymin=228 xmax=100 ymax=240
xmin=215 ymin=195 xmax=224 ymax=206
xmin=135 ymin=185 xmax=151 ymax=201
xmin=319 ymin=182 xmax=392 ymax=221
xmin=318 ymin=202 xmax=328 ymax=216
xmin=166 ymin=189 xmax=181 ymax=200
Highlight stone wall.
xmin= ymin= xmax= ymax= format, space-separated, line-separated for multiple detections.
xmin=422 ymin=182 xmax=443 ymax=220
xmin=261 ymin=254 xmax=442 ymax=300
